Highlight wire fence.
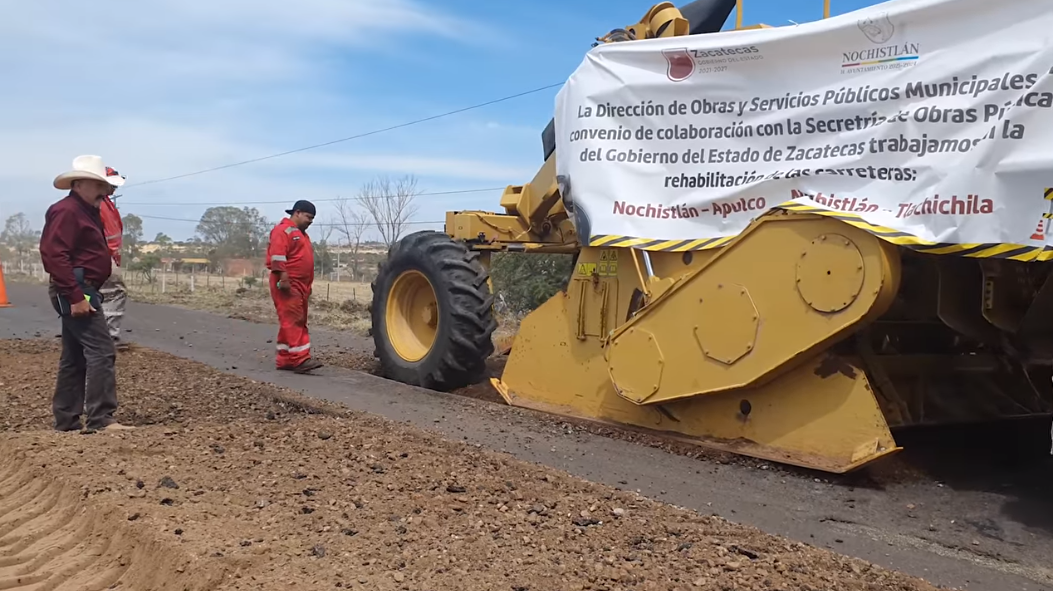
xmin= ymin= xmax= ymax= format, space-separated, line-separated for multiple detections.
xmin=3 ymin=262 xmax=374 ymax=303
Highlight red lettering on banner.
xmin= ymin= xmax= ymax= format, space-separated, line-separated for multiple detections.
xmin=791 ymin=189 xmax=879 ymax=214
xmin=896 ymin=194 xmax=994 ymax=219
xmin=612 ymin=200 xmax=702 ymax=220
xmin=712 ymin=197 xmax=767 ymax=218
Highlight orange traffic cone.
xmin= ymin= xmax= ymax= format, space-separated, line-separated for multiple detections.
xmin=0 ymin=262 xmax=12 ymax=308
xmin=1031 ymin=218 xmax=1046 ymax=241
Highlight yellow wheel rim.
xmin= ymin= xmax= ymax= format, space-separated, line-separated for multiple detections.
xmin=385 ymin=269 xmax=439 ymax=362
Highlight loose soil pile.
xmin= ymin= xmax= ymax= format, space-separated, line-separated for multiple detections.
xmin=0 ymin=339 xmax=945 ymax=590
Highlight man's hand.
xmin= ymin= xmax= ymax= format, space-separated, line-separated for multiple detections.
xmin=70 ymin=298 xmax=93 ymax=317
xmin=278 ymin=272 xmax=292 ymax=291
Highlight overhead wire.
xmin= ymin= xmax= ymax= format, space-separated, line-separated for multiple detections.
xmin=122 ymin=82 xmax=563 ymax=189
xmin=120 ymin=82 xmax=560 ymax=239
xmin=118 ymin=187 xmax=503 ymax=207
xmin=136 ymin=213 xmax=444 ymax=228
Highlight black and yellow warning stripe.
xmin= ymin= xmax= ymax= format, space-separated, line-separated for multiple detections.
xmin=774 ymin=202 xmax=1051 ymax=260
xmin=587 ymin=234 xmax=735 ymax=251
xmin=775 ymin=201 xmax=939 ymax=246
xmin=586 ymin=196 xmax=1053 ymax=262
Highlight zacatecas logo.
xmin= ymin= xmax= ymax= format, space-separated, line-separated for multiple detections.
xmin=662 ymin=48 xmax=695 ymax=82
xmin=841 ymin=12 xmax=920 ymax=73
xmin=661 ymin=45 xmax=762 ymax=82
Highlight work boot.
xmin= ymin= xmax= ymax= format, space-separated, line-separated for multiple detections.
xmin=293 ymin=358 xmax=324 ymax=374
xmin=81 ymin=422 xmax=135 ymax=435
xmin=102 ymin=422 xmax=135 ymax=431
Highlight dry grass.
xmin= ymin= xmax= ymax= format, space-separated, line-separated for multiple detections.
xmin=130 ymin=284 xmax=374 ymax=333
xmin=9 ymin=266 xmax=519 ymax=345
xmin=124 ymin=272 xmax=372 ymax=333
xmin=2 ymin=270 xmax=46 ymax=285
xmin=128 ymin=282 xmax=522 ymax=342
xmin=127 ymin=274 xmax=374 ymax=332
xmin=130 ymin=272 xmax=372 ymax=302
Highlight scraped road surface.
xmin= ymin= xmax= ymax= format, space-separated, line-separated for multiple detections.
xmin=2 ymin=282 xmax=1051 ymax=591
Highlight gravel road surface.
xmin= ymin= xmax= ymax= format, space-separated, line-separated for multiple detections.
xmin=0 ymin=341 xmax=945 ymax=590
xmin=2 ymin=281 xmax=1050 ymax=591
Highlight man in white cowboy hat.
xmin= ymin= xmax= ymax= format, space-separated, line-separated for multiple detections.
xmin=38 ymin=155 xmax=134 ymax=433
xmin=98 ymin=165 xmax=130 ymax=350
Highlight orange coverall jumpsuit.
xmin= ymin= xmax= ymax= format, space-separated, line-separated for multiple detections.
xmin=99 ymin=196 xmax=123 ymax=265
xmin=265 ymin=218 xmax=315 ymax=369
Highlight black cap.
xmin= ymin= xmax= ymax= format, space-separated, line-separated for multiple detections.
xmin=285 ymin=199 xmax=316 ymax=216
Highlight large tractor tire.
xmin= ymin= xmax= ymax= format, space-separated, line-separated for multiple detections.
xmin=370 ymin=231 xmax=497 ymax=391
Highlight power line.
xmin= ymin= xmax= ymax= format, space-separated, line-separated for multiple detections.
xmin=136 ymin=213 xmax=444 ymax=228
xmin=118 ymin=186 xmax=503 ymax=207
xmin=122 ymin=82 xmax=563 ymax=189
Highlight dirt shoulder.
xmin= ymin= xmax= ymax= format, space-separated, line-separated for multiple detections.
xmin=0 ymin=339 xmax=942 ymax=591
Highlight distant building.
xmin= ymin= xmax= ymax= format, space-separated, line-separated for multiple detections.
xmin=141 ymin=243 xmax=190 ymax=254
xmin=158 ymin=257 xmax=210 ymax=273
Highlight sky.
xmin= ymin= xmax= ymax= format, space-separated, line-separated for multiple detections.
xmin=1 ymin=0 xmax=886 ymax=243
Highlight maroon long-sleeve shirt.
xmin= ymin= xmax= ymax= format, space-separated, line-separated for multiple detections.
xmin=39 ymin=193 xmax=112 ymax=302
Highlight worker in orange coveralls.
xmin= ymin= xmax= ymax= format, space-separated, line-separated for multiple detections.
xmin=99 ymin=166 xmax=129 ymax=350
xmin=266 ymin=200 xmax=323 ymax=373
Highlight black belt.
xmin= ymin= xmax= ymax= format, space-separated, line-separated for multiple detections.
xmin=49 ymin=277 xmax=101 ymax=289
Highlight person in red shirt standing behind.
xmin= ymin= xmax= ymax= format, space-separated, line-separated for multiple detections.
xmin=98 ymin=166 xmax=129 ymax=350
xmin=266 ymin=200 xmax=323 ymax=373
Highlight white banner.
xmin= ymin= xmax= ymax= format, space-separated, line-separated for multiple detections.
xmin=553 ymin=0 xmax=1053 ymax=257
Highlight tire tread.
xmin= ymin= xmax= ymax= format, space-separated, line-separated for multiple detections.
xmin=370 ymin=231 xmax=497 ymax=391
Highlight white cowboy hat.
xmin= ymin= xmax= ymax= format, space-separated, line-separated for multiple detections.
xmin=53 ymin=155 xmax=123 ymax=190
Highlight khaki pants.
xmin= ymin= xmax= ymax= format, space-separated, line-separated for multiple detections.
xmin=99 ymin=260 xmax=127 ymax=341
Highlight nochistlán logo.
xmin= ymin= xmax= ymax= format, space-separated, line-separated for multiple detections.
xmin=662 ymin=48 xmax=694 ymax=82
xmin=842 ymin=12 xmax=917 ymax=72
xmin=857 ymin=13 xmax=895 ymax=45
